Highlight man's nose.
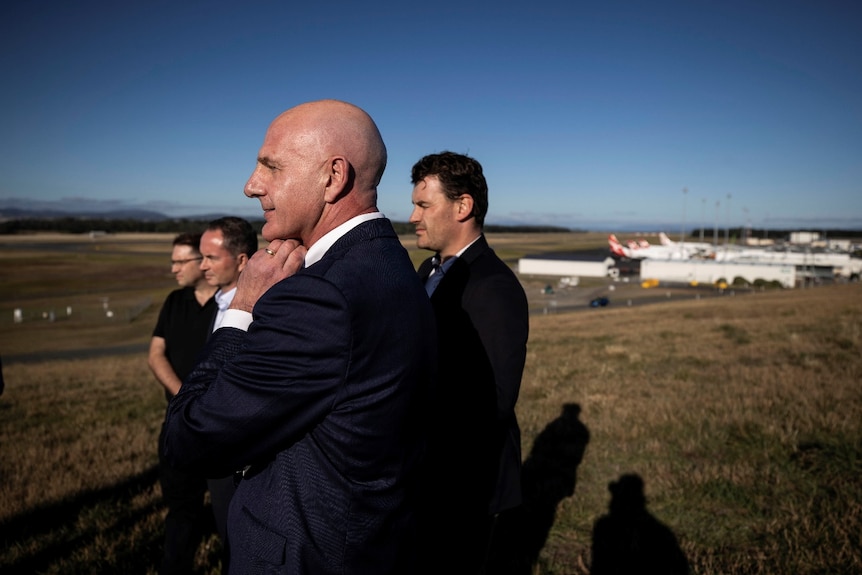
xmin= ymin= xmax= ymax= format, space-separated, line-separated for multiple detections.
xmin=244 ymin=170 xmax=263 ymax=198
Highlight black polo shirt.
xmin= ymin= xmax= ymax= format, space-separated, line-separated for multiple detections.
xmin=152 ymin=287 xmax=217 ymax=398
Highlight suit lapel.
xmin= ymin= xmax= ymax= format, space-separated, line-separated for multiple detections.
xmin=423 ymin=235 xmax=492 ymax=300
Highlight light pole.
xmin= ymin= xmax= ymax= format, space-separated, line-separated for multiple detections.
xmin=724 ymin=193 xmax=731 ymax=250
xmin=680 ymin=187 xmax=688 ymax=257
xmin=713 ymin=200 xmax=720 ymax=247
xmin=700 ymin=198 xmax=706 ymax=242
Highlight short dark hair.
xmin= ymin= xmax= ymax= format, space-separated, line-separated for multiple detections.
xmin=411 ymin=151 xmax=489 ymax=227
xmin=173 ymin=232 xmax=203 ymax=252
xmin=206 ymin=217 xmax=259 ymax=258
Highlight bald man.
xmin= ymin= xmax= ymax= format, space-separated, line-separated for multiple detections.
xmin=162 ymin=100 xmax=436 ymax=575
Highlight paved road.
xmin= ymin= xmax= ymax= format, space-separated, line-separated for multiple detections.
xmin=4 ymin=279 xmax=749 ymax=365
xmin=525 ymin=278 xmax=748 ymax=315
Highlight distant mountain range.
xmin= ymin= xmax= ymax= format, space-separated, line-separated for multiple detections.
xmin=0 ymin=205 xmax=574 ymax=235
xmin=5 ymin=205 xmax=854 ymax=236
xmin=0 ymin=206 xmax=260 ymax=222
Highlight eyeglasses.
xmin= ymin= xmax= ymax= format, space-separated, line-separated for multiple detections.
xmin=171 ymin=257 xmax=203 ymax=266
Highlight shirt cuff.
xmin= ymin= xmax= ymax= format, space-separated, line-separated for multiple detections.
xmin=222 ymin=309 xmax=253 ymax=331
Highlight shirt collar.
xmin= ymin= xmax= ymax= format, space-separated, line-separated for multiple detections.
xmin=304 ymin=212 xmax=385 ymax=268
xmin=215 ymin=287 xmax=236 ymax=311
xmin=437 ymin=234 xmax=482 ymax=266
xmin=455 ymin=234 xmax=482 ymax=258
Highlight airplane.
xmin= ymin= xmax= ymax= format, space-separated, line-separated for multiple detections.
xmin=657 ymin=232 xmax=716 ymax=258
xmin=608 ymin=234 xmax=633 ymax=258
xmin=608 ymin=234 xmax=696 ymax=260
xmin=658 ymin=232 xmax=712 ymax=250
xmin=658 ymin=232 xmax=793 ymax=261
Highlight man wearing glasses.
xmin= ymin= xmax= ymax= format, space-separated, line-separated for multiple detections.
xmin=149 ymin=231 xmax=217 ymax=574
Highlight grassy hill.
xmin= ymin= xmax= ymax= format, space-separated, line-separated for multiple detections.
xmin=1 ymin=233 xmax=860 ymax=574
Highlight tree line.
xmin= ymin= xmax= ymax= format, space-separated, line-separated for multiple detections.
xmin=3 ymin=217 xmax=856 ymax=238
xmin=0 ymin=217 xmax=572 ymax=236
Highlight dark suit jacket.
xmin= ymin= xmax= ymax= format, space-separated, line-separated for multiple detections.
xmin=162 ymin=218 xmax=436 ymax=574
xmin=417 ymin=235 xmax=529 ymax=517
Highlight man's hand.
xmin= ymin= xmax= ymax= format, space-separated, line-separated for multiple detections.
xmin=230 ymin=239 xmax=307 ymax=312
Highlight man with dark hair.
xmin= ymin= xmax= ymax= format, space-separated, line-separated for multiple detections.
xmin=149 ymin=231 xmax=218 ymax=575
xmin=200 ymin=216 xmax=259 ymax=332
xmin=197 ymin=216 xmax=258 ymax=563
xmin=410 ymin=151 xmax=529 ymax=573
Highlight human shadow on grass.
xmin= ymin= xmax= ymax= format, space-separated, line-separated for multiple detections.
xmin=590 ymin=473 xmax=690 ymax=575
xmin=0 ymin=464 xmax=213 ymax=574
xmin=485 ymin=402 xmax=591 ymax=574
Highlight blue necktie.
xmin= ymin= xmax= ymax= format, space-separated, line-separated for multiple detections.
xmin=425 ymin=256 xmax=445 ymax=296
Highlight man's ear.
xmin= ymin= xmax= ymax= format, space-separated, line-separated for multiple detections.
xmin=323 ymin=156 xmax=351 ymax=203
xmin=455 ymin=194 xmax=474 ymax=222
xmin=236 ymin=252 xmax=249 ymax=272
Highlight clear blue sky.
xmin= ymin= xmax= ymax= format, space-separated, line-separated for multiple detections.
xmin=1 ymin=0 xmax=860 ymax=232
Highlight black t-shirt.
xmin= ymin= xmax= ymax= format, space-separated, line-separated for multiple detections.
xmin=152 ymin=287 xmax=217 ymax=398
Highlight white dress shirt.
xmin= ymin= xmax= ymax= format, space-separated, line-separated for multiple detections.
xmin=212 ymin=287 xmax=237 ymax=332
xmin=221 ymin=212 xmax=386 ymax=332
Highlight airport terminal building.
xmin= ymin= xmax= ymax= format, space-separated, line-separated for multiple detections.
xmin=518 ymin=246 xmax=860 ymax=289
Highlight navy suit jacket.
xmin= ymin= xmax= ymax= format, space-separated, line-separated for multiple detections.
xmin=163 ymin=218 xmax=436 ymax=574
xmin=417 ymin=235 xmax=529 ymax=516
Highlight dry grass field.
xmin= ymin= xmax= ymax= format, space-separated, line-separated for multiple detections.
xmin=1 ymin=232 xmax=860 ymax=574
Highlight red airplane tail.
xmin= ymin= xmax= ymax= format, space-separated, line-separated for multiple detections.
xmin=608 ymin=234 xmax=627 ymax=257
